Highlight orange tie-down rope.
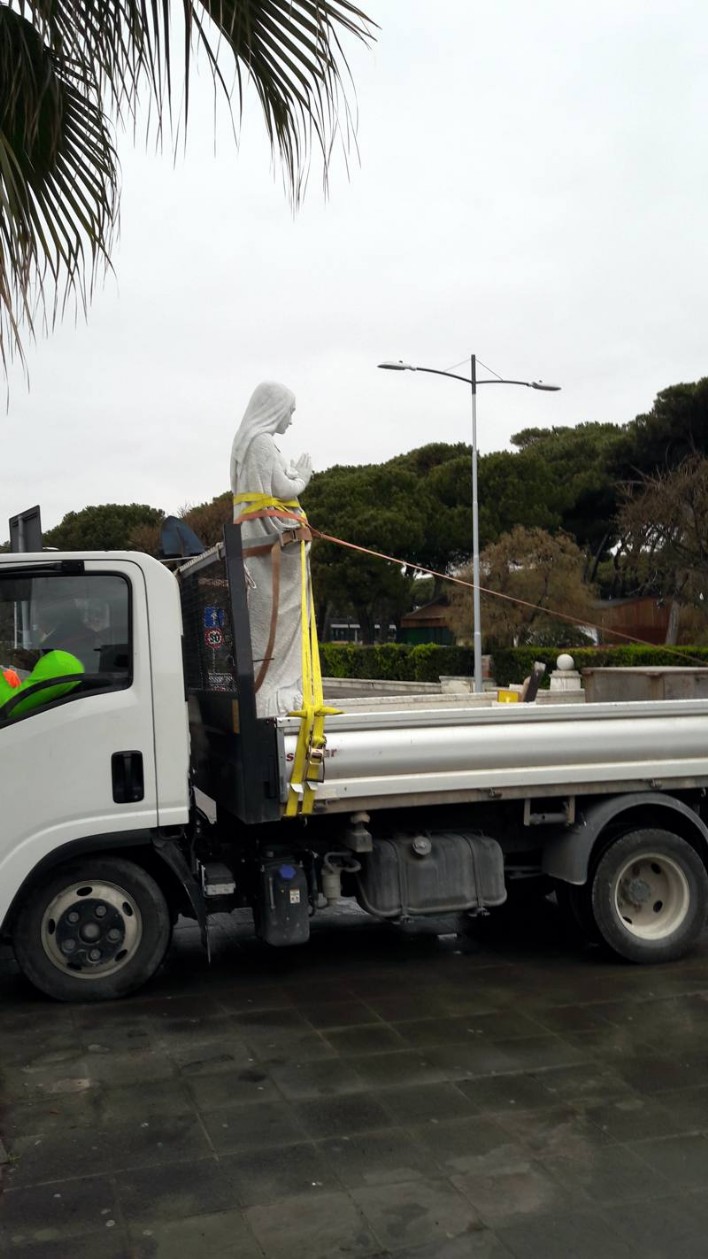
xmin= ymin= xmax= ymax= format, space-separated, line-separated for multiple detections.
xmin=309 ymin=527 xmax=708 ymax=668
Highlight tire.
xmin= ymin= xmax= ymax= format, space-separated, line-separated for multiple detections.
xmin=12 ymin=856 xmax=172 ymax=1002
xmin=590 ymin=828 xmax=708 ymax=964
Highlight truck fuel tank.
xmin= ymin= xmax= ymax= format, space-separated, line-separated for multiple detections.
xmin=355 ymin=832 xmax=506 ymax=919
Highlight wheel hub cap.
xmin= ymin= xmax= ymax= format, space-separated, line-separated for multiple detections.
xmin=41 ymin=881 xmax=143 ymax=979
xmin=614 ymin=853 xmax=690 ymax=940
xmin=623 ymin=876 xmax=651 ymax=907
xmin=56 ymin=898 xmax=126 ymax=966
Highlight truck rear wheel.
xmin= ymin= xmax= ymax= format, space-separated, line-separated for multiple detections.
xmin=12 ymin=856 xmax=172 ymax=1002
xmin=590 ymin=829 xmax=708 ymax=963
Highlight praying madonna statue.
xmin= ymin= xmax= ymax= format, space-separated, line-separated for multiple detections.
xmin=230 ymin=381 xmax=313 ymax=718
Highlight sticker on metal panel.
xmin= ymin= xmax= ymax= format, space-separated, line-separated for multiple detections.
xmin=207 ymin=673 xmax=233 ymax=692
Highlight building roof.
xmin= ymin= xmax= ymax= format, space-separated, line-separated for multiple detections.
xmin=400 ymin=600 xmax=451 ymax=628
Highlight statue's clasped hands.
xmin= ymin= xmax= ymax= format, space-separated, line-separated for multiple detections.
xmin=293 ymin=452 xmax=313 ymax=486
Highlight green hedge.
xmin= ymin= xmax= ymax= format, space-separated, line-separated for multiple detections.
xmin=319 ymin=642 xmax=708 ymax=687
xmin=319 ymin=642 xmax=474 ymax=682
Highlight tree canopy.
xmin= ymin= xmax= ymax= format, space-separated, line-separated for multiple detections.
xmin=614 ymin=378 xmax=708 ymax=481
xmin=303 ymin=459 xmax=429 ymax=643
xmin=447 ymin=527 xmax=596 ymax=649
xmin=44 ymin=502 xmax=164 ymax=551
xmin=614 ymin=455 xmax=708 ymax=642
xmin=602 ymin=379 xmax=708 ymax=637
xmin=477 ymin=450 xmax=562 ymax=547
xmin=509 ymin=422 xmax=625 ymax=568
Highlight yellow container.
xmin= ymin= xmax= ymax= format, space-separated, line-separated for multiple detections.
xmin=497 ymin=689 xmax=519 ymax=703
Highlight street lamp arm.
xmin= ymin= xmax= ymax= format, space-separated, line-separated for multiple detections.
xmin=403 ymin=366 xmax=475 ymax=386
xmin=476 ymin=378 xmax=534 ymax=387
xmin=377 ymin=363 xmax=560 ymax=391
xmin=481 ymin=378 xmax=561 ymax=391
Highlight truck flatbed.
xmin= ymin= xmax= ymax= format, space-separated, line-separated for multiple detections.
xmin=280 ymin=696 xmax=708 ymax=812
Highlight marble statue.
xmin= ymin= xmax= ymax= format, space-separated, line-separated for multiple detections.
xmin=230 ymin=381 xmax=313 ymax=718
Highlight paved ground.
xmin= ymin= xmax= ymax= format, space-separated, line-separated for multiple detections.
xmin=3 ymin=901 xmax=708 ymax=1258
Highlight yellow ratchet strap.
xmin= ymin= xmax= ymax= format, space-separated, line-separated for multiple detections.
xmin=285 ymin=538 xmax=339 ymax=817
xmin=233 ymin=492 xmax=338 ymax=816
xmin=233 ymin=493 xmax=301 ymax=522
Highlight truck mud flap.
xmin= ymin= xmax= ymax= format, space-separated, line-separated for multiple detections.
xmin=152 ymin=836 xmax=211 ymax=961
xmin=542 ymin=791 xmax=708 ymax=886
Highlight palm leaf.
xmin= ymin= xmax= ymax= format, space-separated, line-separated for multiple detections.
xmin=0 ymin=0 xmax=374 ymax=369
xmin=0 ymin=7 xmax=117 ymax=369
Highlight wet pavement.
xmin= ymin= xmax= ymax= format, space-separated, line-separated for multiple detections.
xmin=3 ymin=901 xmax=708 ymax=1257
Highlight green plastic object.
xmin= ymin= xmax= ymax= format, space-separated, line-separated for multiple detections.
xmin=4 ymin=651 xmax=84 ymax=719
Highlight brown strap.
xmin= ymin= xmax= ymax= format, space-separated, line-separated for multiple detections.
xmin=243 ymin=539 xmax=281 ymax=694
xmin=242 ymin=525 xmax=310 ymax=557
xmin=241 ymin=526 xmax=311 ymax=694
xmin=242 ymin=543 xmax=275 ymax=558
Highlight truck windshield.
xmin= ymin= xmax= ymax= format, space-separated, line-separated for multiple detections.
xmin=0 ymin=572 xmax=131 ymax=681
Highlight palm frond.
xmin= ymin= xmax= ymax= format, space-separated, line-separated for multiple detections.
xmin=0 ymin=0 xmax=374 ymax=368
xmin=27 ymin=0 xmax=373 ymax=183
xmin=195 ymin=1 xmax=374 ymax=195
xmin=0 ymin=6 xmax=117 ymax=369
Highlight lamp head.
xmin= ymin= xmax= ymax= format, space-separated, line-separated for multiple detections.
xmin=377 ymin=361 xmax=416 ymax=371
xmin=530 ymin=381 xmax=561 ymax=391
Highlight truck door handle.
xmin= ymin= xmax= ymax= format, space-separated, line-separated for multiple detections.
xmin=112 ymin=751 xmax=144 ymax=803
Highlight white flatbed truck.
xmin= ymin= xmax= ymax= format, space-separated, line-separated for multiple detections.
xmin=2 ymin=526 xmax=708 ymax=1001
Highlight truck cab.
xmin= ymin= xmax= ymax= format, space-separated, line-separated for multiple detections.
xmin=0 ymin=551 xmax=190 ymax=999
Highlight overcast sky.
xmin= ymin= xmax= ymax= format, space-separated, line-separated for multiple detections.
xmin=5 ymin=0 xmax=708 ymax=532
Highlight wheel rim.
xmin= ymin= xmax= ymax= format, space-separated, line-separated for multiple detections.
xmin=613 ymin=852 xmax=691 ymax=940
xmin=41 ymin=880 xmax=143 ymax=979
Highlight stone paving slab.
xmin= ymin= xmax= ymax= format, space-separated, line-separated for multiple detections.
xmin=3 ymin=904 xmax=708 ymax=1255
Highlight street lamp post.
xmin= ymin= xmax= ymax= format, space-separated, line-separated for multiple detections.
xmin=378 ymin=356 xmax=561 ymax=694
xmin=470 ymin=355 xmax=481 ymax=701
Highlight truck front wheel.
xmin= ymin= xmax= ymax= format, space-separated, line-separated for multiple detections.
xmin=12 ymin=856 xmax=172 ymax=1001
xmin=590 ymin=829 xmax=708 ymax=964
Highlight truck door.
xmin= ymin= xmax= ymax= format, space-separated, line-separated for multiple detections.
xmin=0 ymin=559 xmax=158 ymax=928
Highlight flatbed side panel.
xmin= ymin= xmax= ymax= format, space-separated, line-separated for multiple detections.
xmin=279 ymin=697 xmax=708 ymax=734
xmin=307 ymin=777 xmax=708 ymax=814
xmin=279 ymin=704 xmax=708 ymax=813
